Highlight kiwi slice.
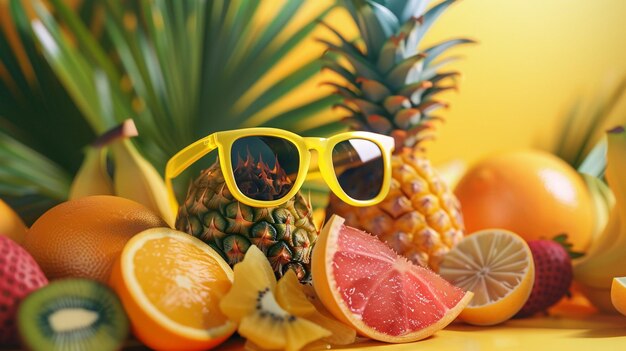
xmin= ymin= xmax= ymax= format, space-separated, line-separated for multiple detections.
xmin=275 ymin=270 xmax=356 ymax=346
xmin=220 ymin=246 xmax=331 ymax=351
xmin=17 ymin=279 xmax=129 ymax=351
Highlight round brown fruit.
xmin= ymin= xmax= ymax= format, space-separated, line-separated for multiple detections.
xmin=23 ymin=195 xmax=168 ymax=283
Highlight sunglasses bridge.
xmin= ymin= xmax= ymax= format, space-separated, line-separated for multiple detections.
xmin=166 ymin=129 xmax=394 ymax=211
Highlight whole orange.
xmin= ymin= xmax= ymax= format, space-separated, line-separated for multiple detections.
xmin=23 ymin=195 xmax=168 ymax=283
xmin=454 ymin=150 xmax=594 ymax=251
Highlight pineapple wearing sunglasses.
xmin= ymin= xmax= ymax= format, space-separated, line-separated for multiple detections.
xmin=324 ymin=0 xmax=474 ymax=270
xmin=169 ymin=129 xmax=393 ymax=283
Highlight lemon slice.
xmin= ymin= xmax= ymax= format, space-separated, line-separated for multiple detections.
xmin=439 ymin=229 xmax=535 ymax=326
xmin=611 ymin=277 xmax=626 ymax=316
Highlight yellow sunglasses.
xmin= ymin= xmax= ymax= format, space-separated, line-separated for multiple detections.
xmin=165 ymin=128 xmax=394 ymax=212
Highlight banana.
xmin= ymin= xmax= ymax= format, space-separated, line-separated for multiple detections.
xmin=110 ymin=138 xmax=175 ymax=227
xmin=577 ymin=207 xmax=621 ymax=264
xmin=580 ymin=173 xmax=619 ymax=261
xmin=68 ymin=146 xmax=114 ymax=199
xmin=574 ymin=126 xmax=626 ymax=289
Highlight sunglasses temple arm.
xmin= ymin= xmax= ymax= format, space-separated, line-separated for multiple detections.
xmin=164 ymin=135 xmax=217 ymax=215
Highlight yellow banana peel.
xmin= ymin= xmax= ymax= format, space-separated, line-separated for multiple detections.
xmin=580 ymin=173 xmax=615 ymax=249
xmin=574 ymin=127 xmax=626 ymax=304
xmin=110 ymin=139 xmax=175 ymax=227
xmin=68 ymin=146 xmax=114 ymax=199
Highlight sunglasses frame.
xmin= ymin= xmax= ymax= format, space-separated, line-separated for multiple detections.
xmin=165 ymin=128 xmax=394 ymax=212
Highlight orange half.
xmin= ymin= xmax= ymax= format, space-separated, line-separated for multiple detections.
xmin=110 ymin=228 xmax=236 ymax=350
xmin=611 ymin=277 xmax=626 ymax=316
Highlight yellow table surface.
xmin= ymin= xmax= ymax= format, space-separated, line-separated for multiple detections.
xmin=346 ymin=314 xmax=626 ymax=351
xmin=119 ymin=311 xmax=626 ymax=351
xmin=7 ymin=306 xmax=626 ymax=351
xmin=223 ymin=314 xmax=625 ymax=351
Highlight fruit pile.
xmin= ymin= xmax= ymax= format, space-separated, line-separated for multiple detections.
xmin=2 ymin=153 xmax=625 ymax=350
xmin=0 ymin=193 xmax=473 ymax=350
xmin=3 ymin=0 xmax=626 ymax=350
xmin=7 ymin=130 xmax=626 ymax=350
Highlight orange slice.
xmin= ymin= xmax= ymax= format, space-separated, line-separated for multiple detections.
xmin=312 ymin=215 xmax=473 ymax=343
xmin=110 ymin=228 xmax=236 ymax=350
xmin=439 ymin=229 xmax=535 ymax=326
xmin=611 ymin=277 xmax=626 ymax=316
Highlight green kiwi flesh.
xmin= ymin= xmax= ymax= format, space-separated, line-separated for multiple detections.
xmin=17 ymin=279 xmax=129 ymax=351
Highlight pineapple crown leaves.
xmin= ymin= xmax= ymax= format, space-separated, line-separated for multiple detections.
xmin=320 ymin=0 xmax=474 ymax=149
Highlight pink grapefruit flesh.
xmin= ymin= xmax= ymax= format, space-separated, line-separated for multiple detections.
xmin=312 ymin=215 xmax=473 ymax=343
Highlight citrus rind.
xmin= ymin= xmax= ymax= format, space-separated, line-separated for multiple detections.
xmin=111 ymin=228 xmax=236 ymax=350
xmin=439 ymin=229 xmax=535 ymax=326
xmin=611 ymin=277 xmax=626 ymax=316
xmin=312 ymin=215 xmax=472 ymax=343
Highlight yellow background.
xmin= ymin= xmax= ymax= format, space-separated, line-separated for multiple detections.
xmin=255 ymin=0 xmax=626 ymax=167
xmin=425 ymin=0 xmax=626 ymax=165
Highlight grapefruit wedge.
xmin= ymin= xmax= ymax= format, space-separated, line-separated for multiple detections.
xmin=312 ymin=215 xmax=473 ymax=343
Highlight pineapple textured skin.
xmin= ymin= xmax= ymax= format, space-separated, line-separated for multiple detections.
xmin=176 ymin=161 xmax=318 ymax=282
xmin=327 ymin=148 xmax=463 ymax=270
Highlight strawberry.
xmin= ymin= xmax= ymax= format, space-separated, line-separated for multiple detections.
xmin=0 ymin=235 xmax=48 ymax=345
xmin=515 ymin=234 xmax=579 ymax=317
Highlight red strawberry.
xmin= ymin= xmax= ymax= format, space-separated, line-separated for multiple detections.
xmin=0 ymin=235 xmax=48 ymax=345
xmin=516 ymin=235 xmax=577 ymax=317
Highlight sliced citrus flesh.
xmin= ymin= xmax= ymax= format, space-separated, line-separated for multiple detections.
xmin=312 ymin=215 xmax=473 ymax=343
xmin=438 ymin=229 xmax=535 ymax=326
xmin=611 ymin=277 xmax=626 ymax=316
xmin=110 ymin=228 xmax=236 ymax=350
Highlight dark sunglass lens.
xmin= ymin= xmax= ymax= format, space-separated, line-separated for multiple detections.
xmin=231 ymin=136 xmax=299 ymax=201
xmin=333 ymin=139 xmax=384 ymax=201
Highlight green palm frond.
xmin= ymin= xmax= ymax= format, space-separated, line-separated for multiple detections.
xmin=0 ymin=0 xmax=97 ymax=220
xmin=553 ymin=75 xmax=626 ymax=178
xmin=32 ymin=0 xmax=339 ymax=169
xmin=1 ymin=0 xmax=341 ymax=217
xmin=0 ymin=131 xmax=70 ymax=200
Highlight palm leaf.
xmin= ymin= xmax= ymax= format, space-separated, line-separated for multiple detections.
xmin=33 ymin=0 xmax=338 ymax=163
xmin=1 ymin=0 xmax=340 ymax=215
xmin=0 ymin=0 xmax=98 ymax=221
xmin=552 ymin=75 xmax=626 ymax=178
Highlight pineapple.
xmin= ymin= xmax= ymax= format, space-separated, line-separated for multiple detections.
xmin=176 ymin=158 xmax=318 ymax=282
xmin=324 ymin=0 xmax=473 ymax=270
